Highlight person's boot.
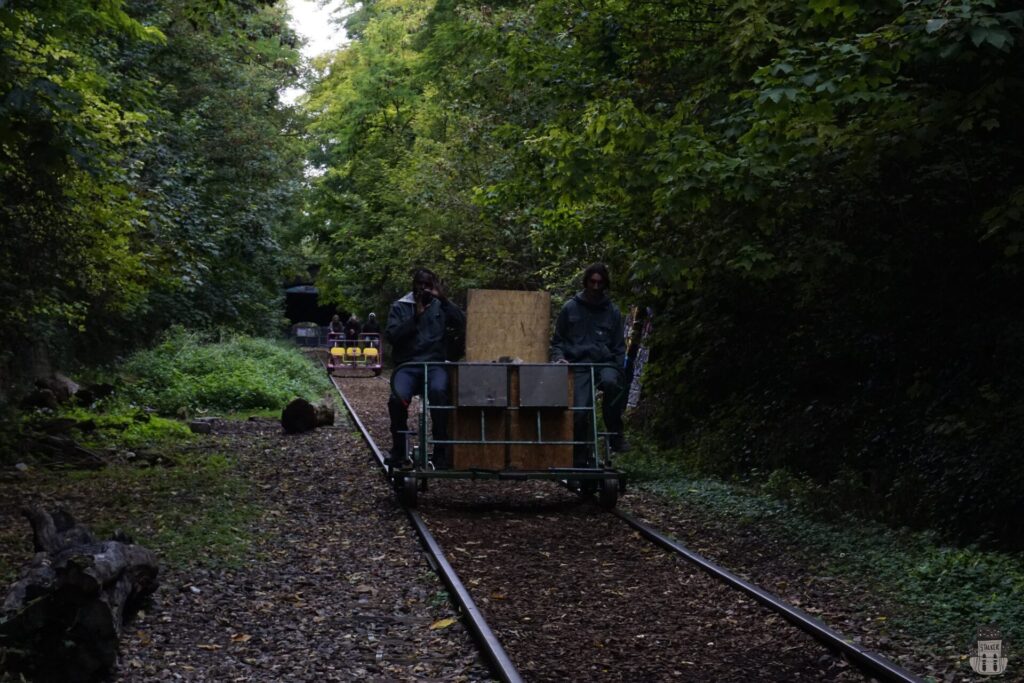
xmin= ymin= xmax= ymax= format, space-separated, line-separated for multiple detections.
xmin=389 ymin=433 xmax=412 ymax=469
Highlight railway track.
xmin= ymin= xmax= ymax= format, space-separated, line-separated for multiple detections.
xmin=327 ymin=368 xmax=924 ymax=683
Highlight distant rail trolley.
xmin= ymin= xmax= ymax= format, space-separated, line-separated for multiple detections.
xmin=389 ymin=361 xmax=626 ymax=508
xmin=327 ymin=333 xmax=383 ymax=377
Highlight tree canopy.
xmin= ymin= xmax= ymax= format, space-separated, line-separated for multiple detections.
xmin=300 ymin=0 xmax=1024 ymax=545
xmin=3 ymin=0 xmax=1022 ymax=545
xmin=1 ymin=0 xmax=305 ymax=371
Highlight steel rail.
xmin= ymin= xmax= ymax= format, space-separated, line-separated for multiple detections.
xmin=331 ymin=374 xmax=523 ymax=683
xmin=613 ymin=509 xmax=924 ymax=683
xmin=322 ymin=356 xmax=912 ymax=682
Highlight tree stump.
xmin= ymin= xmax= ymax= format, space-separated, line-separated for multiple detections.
xmin=0 ymin=507 xmax=159 ymax=682
xmin=281 ymin=397 xmax=317 ymax=433
xmin=315 ymin=400 xmax=335 ymax=427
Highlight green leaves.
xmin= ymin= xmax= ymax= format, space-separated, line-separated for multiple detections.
xmin=969 ymin=26 xmax=1014 ymax=50
xmin=292 ymin=0 xmax=1024 ymax=545
xmin=0 ymin=0 xmax=306 ymax=372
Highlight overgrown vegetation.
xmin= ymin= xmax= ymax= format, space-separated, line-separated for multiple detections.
xmin=0 ymin=450 xmax=255 ymax=586
xmin=297 ymin=0 xmax=1024 ymax=548
xmin=620 ymin=449 xmax=1024 ymax=649
xmin=1 ymin=332 xmax=329 ymax=579
xmin=34 ymin=409 xmax=195 ymax=450
xmin=4 ymin=0 xmax=1023 ymax=552
xmin=72 ymin=451 xmax=257 ymax=568
xmin=0 ymin=0 xmax=306 ymax=389
xmin=118 ymin=329 xmax=331 ymax=415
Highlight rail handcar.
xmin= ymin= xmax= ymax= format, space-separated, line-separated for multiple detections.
xmin=327 ymin=333 xmax=383 ymax=376
xmin=389 ymin=361 xmax=626 ymax=508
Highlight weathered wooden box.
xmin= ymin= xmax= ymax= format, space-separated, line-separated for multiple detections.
xmin=451 ymin=364 xmax=573 ymax=470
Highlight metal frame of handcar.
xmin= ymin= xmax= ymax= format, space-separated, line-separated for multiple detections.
xmin=327 ymin=333 xmax=383 ymax=376
xmin=388 ymin=361 xmax=626 ymax=508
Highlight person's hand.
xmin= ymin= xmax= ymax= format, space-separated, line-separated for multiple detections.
xmin=427 ymin=278 xmax=445 ymax=301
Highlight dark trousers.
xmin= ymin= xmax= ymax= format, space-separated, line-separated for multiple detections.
xmin=572 ymin=366 xmax=625 ymax=465
xmin=388 ymin=365 xmax=450 ymax=458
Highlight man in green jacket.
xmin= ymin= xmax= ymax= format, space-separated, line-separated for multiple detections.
xmin=551 ymin=263 xmax=629 ymax=462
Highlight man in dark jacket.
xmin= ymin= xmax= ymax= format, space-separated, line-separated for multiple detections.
xmin=344 ymin=314 xmax=361 ymax=340
xmin=385 ymin=267 xmax=466 ymax=468
xmin=361 ymin=312 xmax=380 ymax=336
xmin=551 ymin=263 xmax=629 ymax=460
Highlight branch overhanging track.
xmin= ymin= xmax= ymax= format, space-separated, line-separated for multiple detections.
xmin=326 ymin=362 xmax=923 ymax=683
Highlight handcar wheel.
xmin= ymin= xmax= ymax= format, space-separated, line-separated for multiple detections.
xmin=396 ymin=475 xmax=418 ymax=507
xmin=373 ymin=368 xmax=382 ymax=376
xmin=598 ymin=477 xmax=619 ymax=509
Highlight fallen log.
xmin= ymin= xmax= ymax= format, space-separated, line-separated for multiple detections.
xmin=0 ymin=506 xmax=159 ymax=682
xmin=19 ymin=435 xmax=108 ymax=470
xmin=315 ymin=399 xmax=335 ymax=427
xmin=281 ymin=397 xmax=335 ymax=433
xmin=281 ymin=397 xmax=317 ymax=433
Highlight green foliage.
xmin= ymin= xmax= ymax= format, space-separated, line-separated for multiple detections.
xmin=118 ymin=328 xmax=330 ymax=414
xmin=46 ymin=407 xmax=194 ymax=451
xmin=112 ymin=0 xmax=307 ymax=344
xmin=8 ymin=0 xmax=1014 ymax=550
xmin=0 ymin=0 xmax=306 ymax=390
xmin=64 ymin=450 xmax=256 ymax=567
xmin=297 ymin=0 xmax=1024 ymax=548
xmin=0 ymin=1 xmax=159 ymax=356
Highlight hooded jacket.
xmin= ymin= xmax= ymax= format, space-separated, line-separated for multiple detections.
xmin=361 ymin=313 xmax=380 ymax=335
xmin=385 ymin=292 xmax=466 ymax=365
xmin=550 ymin=291 xmax=625 ymax=367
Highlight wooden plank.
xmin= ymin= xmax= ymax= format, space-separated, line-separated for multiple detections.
xmin=450 ymin=366 xmax=507 ymax=469
xmin=508 ymin=367 xmax=573 ymax=469
xmin=465 ymin=290 xmax=551 ymax=363
xmin=451 ymin=408 xmax=507 ymax=470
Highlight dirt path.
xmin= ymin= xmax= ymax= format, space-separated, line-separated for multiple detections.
xmin=0 ymin=410 xmax=493 ymax=681
xmin=0 ymin=369 xmax=958 ymax=681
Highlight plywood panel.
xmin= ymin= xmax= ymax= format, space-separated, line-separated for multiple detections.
xmin=465 ymin=290 xmax=551 ymax=363
xmin=450 ymin=366 xmax=507 ymax=470
xmin=508 ymin=367 xmax=573 ymax=469
xmin=451 ymin=408 xmax=507 ymax=469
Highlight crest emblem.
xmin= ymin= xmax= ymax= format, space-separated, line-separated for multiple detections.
xmin=970 ymin=626 xmax=1009 ymax=676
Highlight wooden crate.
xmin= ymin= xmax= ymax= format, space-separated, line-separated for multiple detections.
xmin=453 ymin=291 xmax=572 ymax=469
xmin=508 ymin=366 xmax=573 ymax=469
xmin=450 ymin=365 xmax=573 ymax=470
xmin=450 ymin=366 xmax=507 ymax=470
xmin=465 ymin=289 xmax=551 ymax=363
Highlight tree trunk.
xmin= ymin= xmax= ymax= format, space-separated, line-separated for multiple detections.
xmin=0 ymin=507 xmax=159 ymax=682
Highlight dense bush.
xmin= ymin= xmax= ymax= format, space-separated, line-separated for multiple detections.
xmin=0 ymin=0 xmax=305 ymax=394
xmin=119 ymin=329 xmax=330 ymax=414
xmin=300 ymin=0 xmax=1024 ymax=549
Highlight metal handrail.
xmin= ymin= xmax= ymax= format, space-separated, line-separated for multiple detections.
xmin=389 ymin=361 xmax=623 ymax=468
